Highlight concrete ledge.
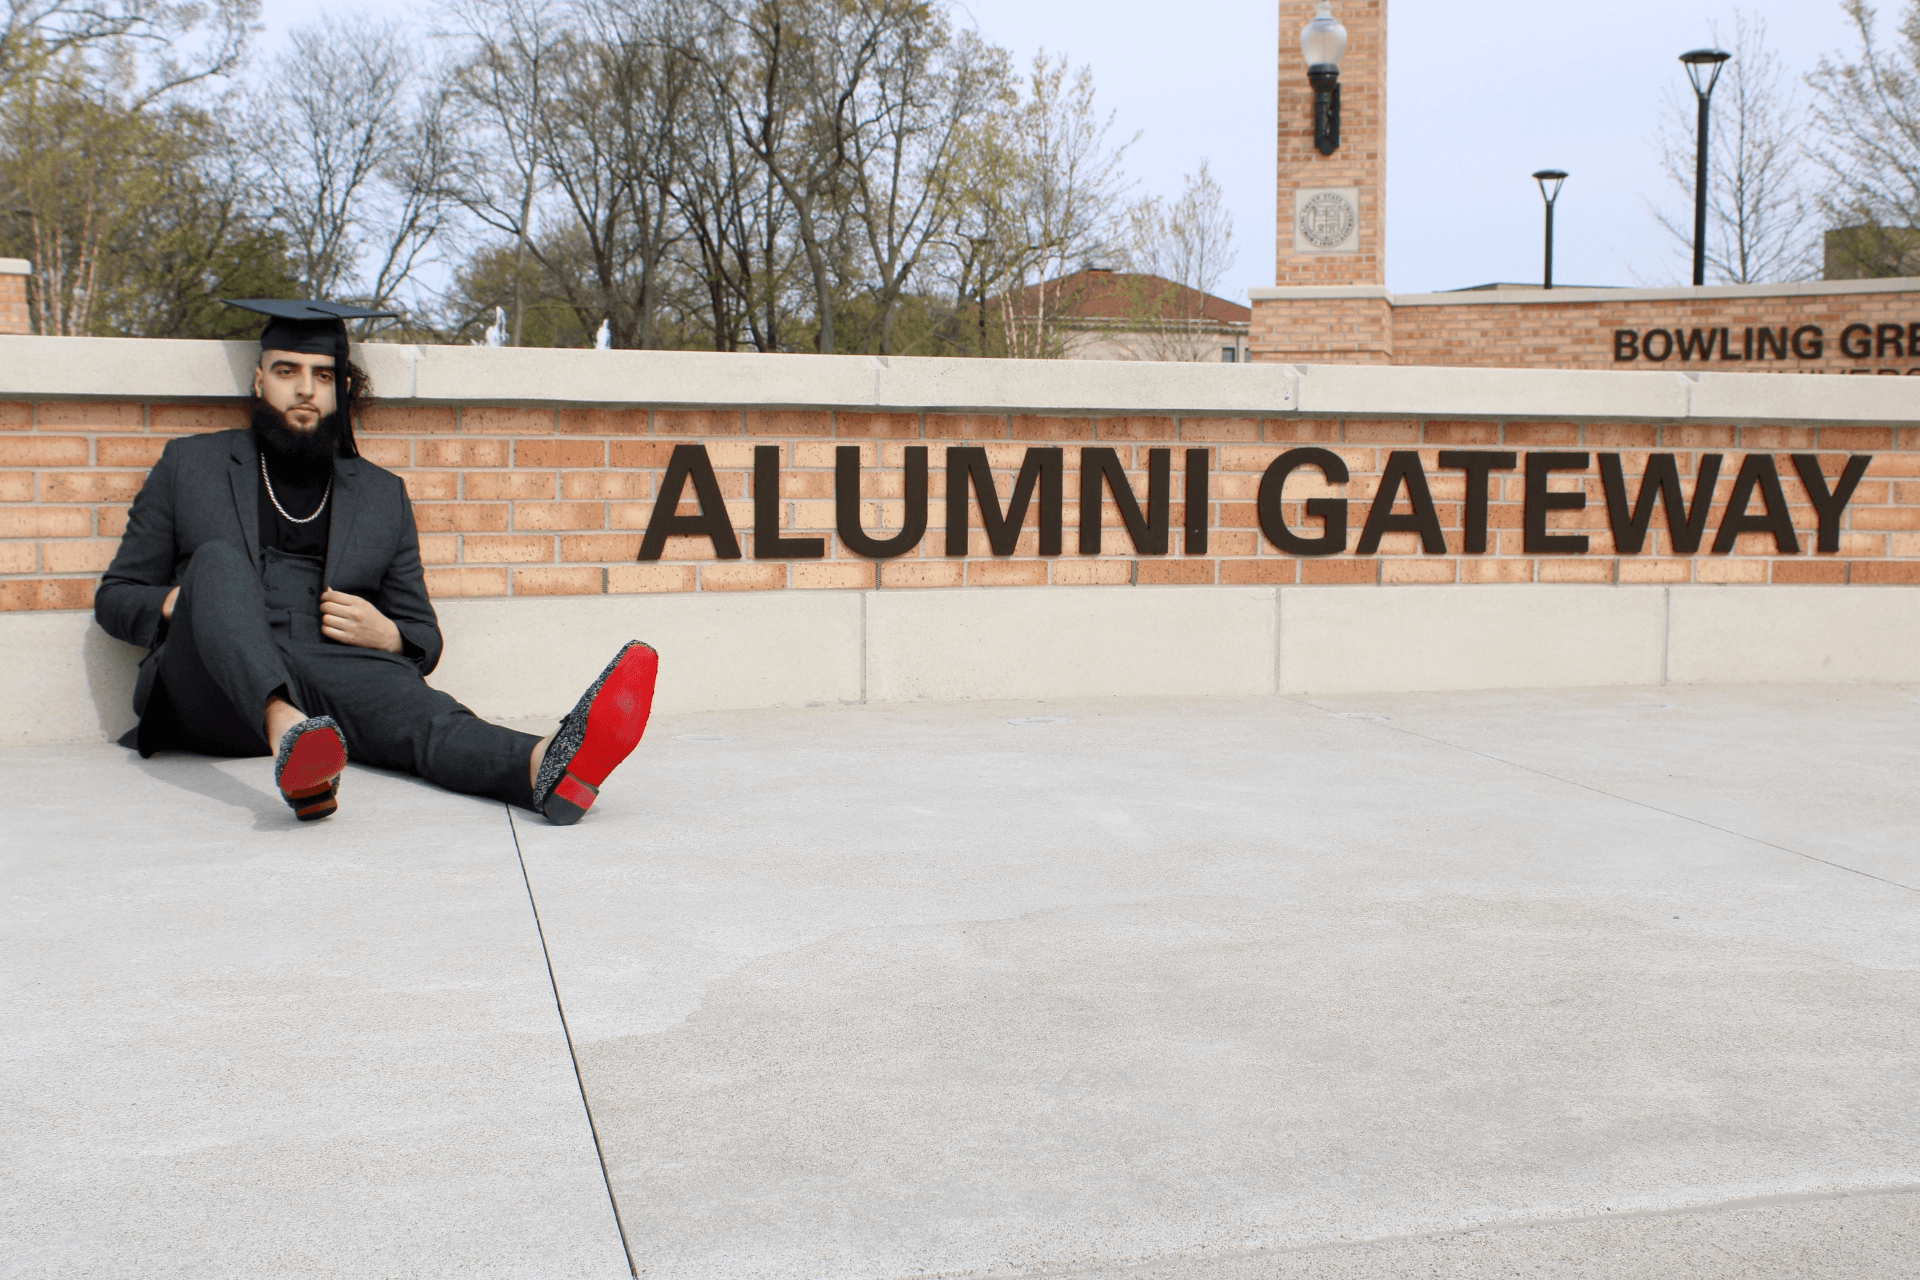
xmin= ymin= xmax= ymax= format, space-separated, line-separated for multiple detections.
xmin=0 ymin=257 xmax=27 ymax=276
xmin=3 ymin=335 xmax=1918 ymax=423
xmin=8 ymin=585 xmax=1918 ymax=746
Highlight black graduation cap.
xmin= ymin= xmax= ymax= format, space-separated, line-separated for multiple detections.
xmin=224 ymin=299 xmax=397 ymax=459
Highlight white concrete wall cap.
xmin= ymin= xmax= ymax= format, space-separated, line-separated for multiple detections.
xmin=1250 ymin=277 xmax=1920 ymax=306
xmin=0 ymin=257 xmax=29 ymax=275
xmin=0 ymin=334 xmax=1914 ymax=423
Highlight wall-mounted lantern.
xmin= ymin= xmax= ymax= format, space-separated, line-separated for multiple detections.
xmin=1301 ymin=0 xmax=1348 ymax=156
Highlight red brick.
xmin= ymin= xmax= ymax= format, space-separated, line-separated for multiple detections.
xmin=745 ymin=410 xmax=831 ymax=437
xmin=1136 ymin=559 xmax=1217 ymax=585
xmin=40 ymin=540 xmax=115 ymax=573
xmin=1300 ymin=558 xmax=1376 ymax=584
xmin=1052 ymin=559 xmax=1134 ymax=585
xmin=1382 ymin=559 xmax=1457 ymax=583
xmin=608 ymin=564 xmax=696 ymax=593
xmin=465 ymin=471 xmax=555 ymax=500
xmin=1850 ymin=560 xmax=1920 ymax=584
xmin=513 ymin=566 xmax=604 ymax=595
xmin=967 ymin=559 xmax=1049 ymax=586
xmin=360 ymin=405 xmax=455 ymax=434
xmin=418 ymin=535 xmax=458 ymax=565
xmin=560 ymin=534 xmax=643 ymax=561
xmin=38 ymin=471 xmax=144 ymax=502
xmin=463 ymin=534 xmax=554 ymax=563
xmin=96 ymin=437 xmax=166 ymax=467
xmin=1818 ymin=426 xmax=1894 ymax=450
xmin=0 ymin=402 xmax=28 ymax=431
xmin=0 ymin=579 xmax=93 ymax=610
xmin=150 ymin=403 xmax=245 ymax=434
xmin=1770 ymin=559 xmax=1847 ymax=583
xmin=701 ymin=562 xmax=787 ymax=591
xmin=1503 ymin=422 xmax=1580 ymax=446
xmin=0 ymin=437 xmax=87 ymax=466
xmin=1177 ymin=417 xmax=1261 ymax=442
xmin=559 ymin=408 xmax=648 ymax=435
xmin=793 ymin=561 xmax=876 ymax=589
xmin=0 ymin=472 xmax=30 ymax=501
xmin=609 ymin=440 xmax=677 ymax=468
xmin=514 ymin=502 xmax=604 ymax=531
xmin=39 ymin=401 xmax=144 ymax=431
xmin=1538 ymin=558 xmax=1612 ymax=582
xmin=463 ymin=407 xmax=553 ymax=435
xmin=1095 ymin=416 xmax=1176 ymax=441
xmin=0 ymin=507 xmax=91 ymax=537
xmin=515 ymin=439 xmax=604 ymax=468
xmin=879 ymin=560 xmax=965 ymax=587
xmin=358 ymin=439 xmax=410 ymax=468
xmin=656 ymin=410 xmax=742 ymax=436
xmin=926 ymin=413 xmax=1007 ymax=440
xmin=425 ymin=567 xmax=510 ymax=597
xmin=1423 ymin=421 xmax=1502 ymax=446
xmin=0 ymin=542 xmax=35 ymax=572
xmin=400 ymin=471 xmax=458 ymax=501
xmin=562 ymin=471 xmax=650 ymax=500
xmin=1459 ymin=558 xmax=1536 ymax=583
xmin=411 ymin=503 xmax=508 ymax=533
xmin=1218 ymin=558 xmax=1295 ymax=584
xmin=1011 ymin=415 xmax=1094 ymax=441
xmin=1345 ymin=419 xmax=1420 ymax=444
xmin=417 ymin=439 xmax=509 ymax=467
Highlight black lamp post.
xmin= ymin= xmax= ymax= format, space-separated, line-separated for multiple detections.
xmin=1680 ymin=47 xmax=1731 ymax=287
xmin=1301 ymin=1 xmax=1348 ymax=156
xmin=1532 ymin=170 xmax=1567 ymax=289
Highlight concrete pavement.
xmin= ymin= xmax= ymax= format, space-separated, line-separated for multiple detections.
xmin=5 ymin=686 xmax=1917 ymax=1278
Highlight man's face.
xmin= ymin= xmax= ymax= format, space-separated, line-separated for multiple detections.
xmin=253 ymin=350 xmax=337 ymax=430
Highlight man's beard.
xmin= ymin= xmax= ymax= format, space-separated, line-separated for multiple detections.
xmin=251 ymin=398 xmax=341 ymax=461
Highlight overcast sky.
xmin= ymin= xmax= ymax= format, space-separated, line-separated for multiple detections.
xmin=255 ymin=0 xmax=1866 ymax=299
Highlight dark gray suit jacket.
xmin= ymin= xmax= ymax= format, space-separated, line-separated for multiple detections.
xmin=96 ymin=428 xmax=443 ymax=716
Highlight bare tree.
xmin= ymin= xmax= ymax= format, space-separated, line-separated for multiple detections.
xmin=1809 ymin=0 xmax=1920 ymax=276
xmin=444 ymin=0 xmax=568 ymax=344
xmin=988 ymin=51 xmax=1133 ymax=359
xmin=1 ymin=0 xmax=255 ymax=103
xmin=251 ymin=16 xmax=459 ymax=316
xmin=1651 ymin=10 xmax=1814 ymax=284
xmin=1122 ymin=159 xmax=1236 ymax=360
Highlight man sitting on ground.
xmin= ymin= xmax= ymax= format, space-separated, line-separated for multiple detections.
xmin=94 ymin=299 xmax=655 ymax=824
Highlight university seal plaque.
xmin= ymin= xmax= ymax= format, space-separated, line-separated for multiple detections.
xmin=1292 ymin=187 xmax=1361 ymax=254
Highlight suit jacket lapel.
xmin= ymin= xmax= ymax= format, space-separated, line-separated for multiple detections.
xmin=324 ymin=457 xmax=361 ymax=591
xmin=228 ymin=431 xmax=262 ymax=567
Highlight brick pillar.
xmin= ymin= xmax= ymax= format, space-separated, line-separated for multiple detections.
xmin=0 ymin=260 xmax=29 ymax=336
xmin=1252 ymin=0 xmax=1392 ymax=364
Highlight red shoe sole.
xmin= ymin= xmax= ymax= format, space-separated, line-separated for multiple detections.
xmin=279 ymin=726 xmax=346 ymax=820
xmin=546 ymin=643 xmax=657 ymax=824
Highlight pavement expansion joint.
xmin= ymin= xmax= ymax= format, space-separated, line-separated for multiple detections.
xmin=506 ymin=802 xmax=639 ymax=1278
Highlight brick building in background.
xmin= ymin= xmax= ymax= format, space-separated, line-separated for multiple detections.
xmin=1249 ymin=1 xmax=1920 ymax=375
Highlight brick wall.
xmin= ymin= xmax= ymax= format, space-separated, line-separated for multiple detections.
xmin=3 ymin=398 xmax=1916 ymax=614
xmin=1253 ymin=287 xmax=1920 ymax=373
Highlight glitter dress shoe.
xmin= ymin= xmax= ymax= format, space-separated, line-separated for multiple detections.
xmin=531 ymin=641 xmax=659 ymax=826
xmin=274 ymin=715 xmax=347 ymax=821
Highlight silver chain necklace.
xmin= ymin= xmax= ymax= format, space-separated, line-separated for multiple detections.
xmin=260 ymin=452 xmax=332 ymax=525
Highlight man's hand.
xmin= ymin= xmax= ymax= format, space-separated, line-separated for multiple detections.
xmin=320 ymin=589 xmax=403 ymax=654
xmin=162 ymin=586 xmax=179 ymax=620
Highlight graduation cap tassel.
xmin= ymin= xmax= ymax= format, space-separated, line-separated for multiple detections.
xmin=337 ymin=325 xmax=358 ymax=459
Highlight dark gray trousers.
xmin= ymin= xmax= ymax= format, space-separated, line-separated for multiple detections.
xmin=143 ymin=541 xmax=539 ymax=808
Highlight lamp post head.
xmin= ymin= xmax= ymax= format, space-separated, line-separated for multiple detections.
xmin=1680 ymin=48 xmax=1731 ymax=99
xmin=1301 ymin=0 xmax=1348 ymax=71
xmin=1532 ymin=169 xmax=1568 ymax=205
